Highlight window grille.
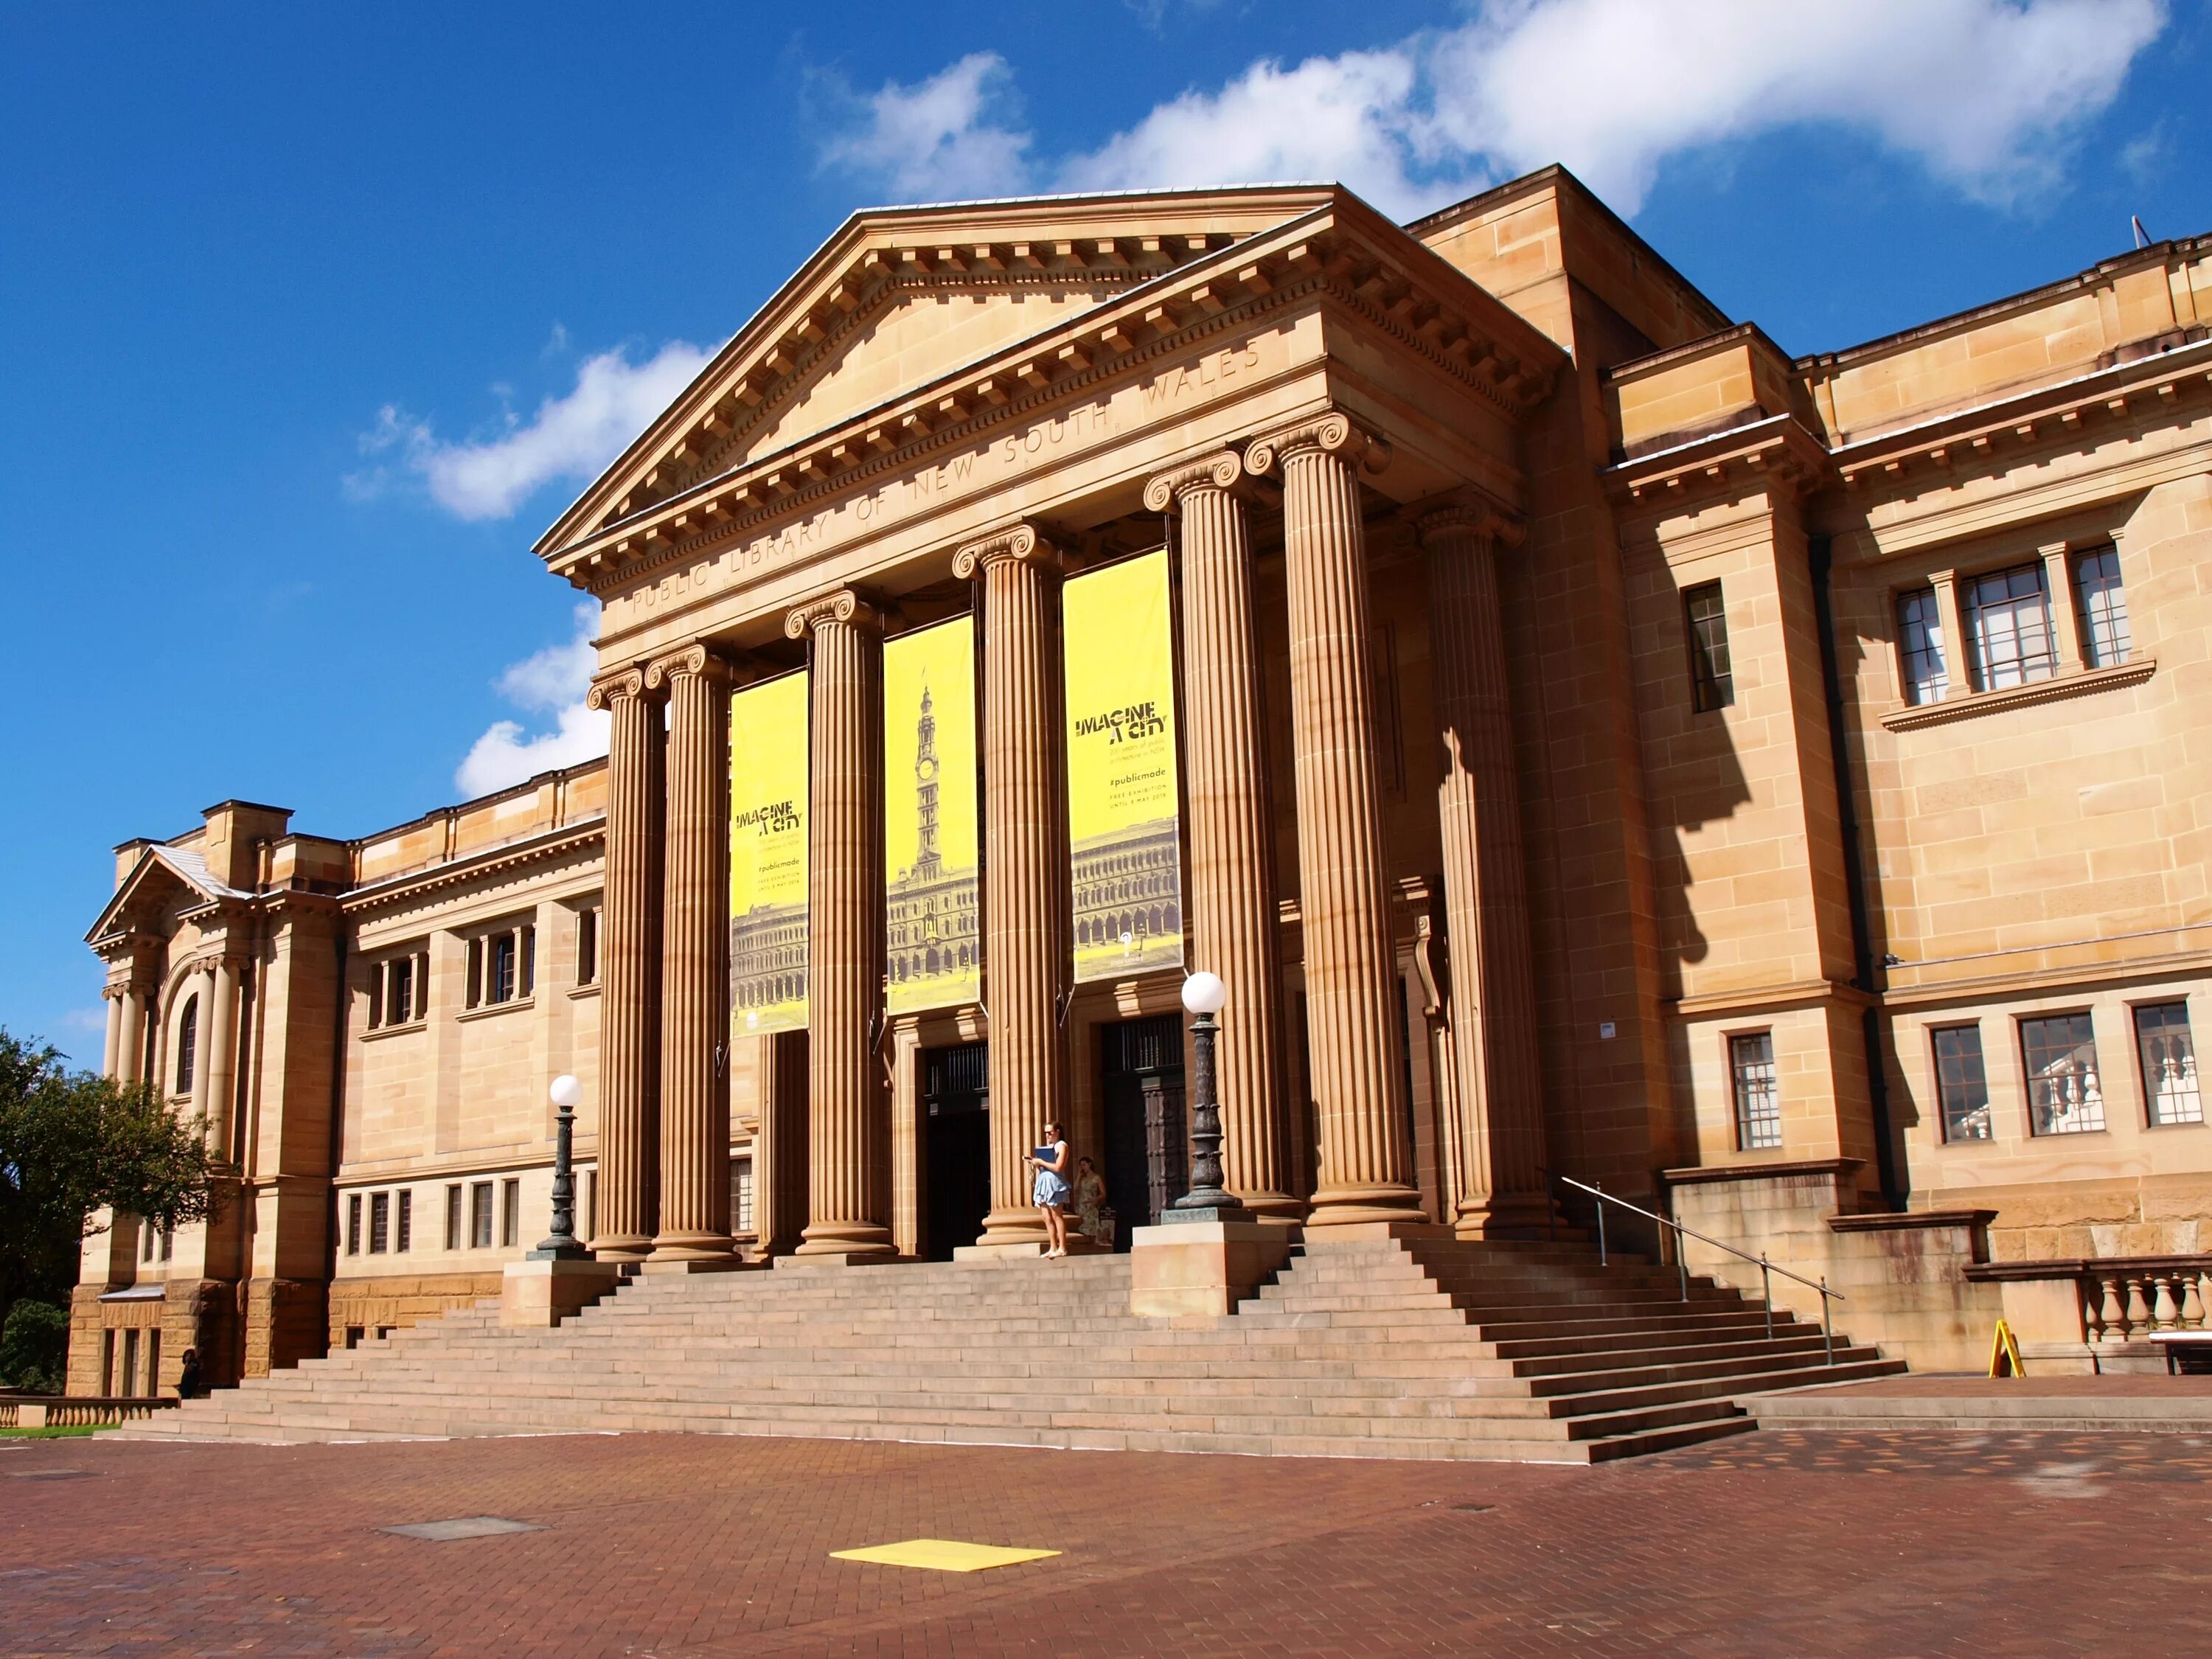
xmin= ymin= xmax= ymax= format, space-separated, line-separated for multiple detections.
xmin=1896 ymin=588 xmax=1950 ymax=706
xmin=2072 ymin=546 xmax=2132 ymax=668
xmin=369 ymin=1191 xmax=389 ymax=1254
xmin=396 ymin=1189 xmax=412 ymax=1253
xmin=577 ymin=907 xmax=599 ymax=986
xmin=471 ymin=1182 xmax=494 ymax=1249
xmin=347 ymin=1192 xmax=362 ymax=1255
xmin=2021 ymin=1012 xmax=2104 ymax=1134
xmin=1966 ymin=565 xmax=2056 ymax=690
xmin=733 ymin=1158 xmax=755 ymax=1235
xmin=445 ymin=1183 xmax=463 ymax=1251
xmin=1730 ymin=1032 xmax=1781 ymax=1150
xmin=1685 ymin=582 xmax=1733 ymax=712
xmin=2135 ymin=1002 xmax=2202 ymax=1126
xmin=501 ymin=1178 xmax=521 ymax=1248
xmin=1932 ymin=1024 xmax=1992 ymax=1141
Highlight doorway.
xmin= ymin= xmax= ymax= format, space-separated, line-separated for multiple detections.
xmin=1098 ymin=1015 xmax=1187 ymax=1250
xmin=922 ymin=1043 xmax=990 ymax=1260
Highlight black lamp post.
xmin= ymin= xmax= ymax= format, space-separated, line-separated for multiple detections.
xmin=531 ymin=1073 xmax=590 ymax=1260
xmin=1166 ymin=971 xmax=1246 ymax=1222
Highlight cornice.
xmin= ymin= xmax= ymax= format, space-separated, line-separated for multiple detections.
xmin=340 ymin=817 xmax=605 ymax=916
xmin=1605 ymin=414 xmax=1833 ymax=512
xmin=549 ymin=206 xmax=1559 ymax=597
xmin=1829 ymin=337 xmax=2212 ymax=498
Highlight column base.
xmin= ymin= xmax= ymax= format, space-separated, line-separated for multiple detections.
xmin=1453 ymin=1192 xmax=1557 ymax=1241
xmin=952 ymin=1234 xmax=1111 ymax=1261
xmin=647 ymin=1230 xmax=736 ymax=1263
xmin=588 ymin=1234 xmax=655 ymax=1265
xmin=774 ymin=1251 xmax=902 ymax=1269
xmin=972 ymin=1206 xmax=1048 ymax=1251
xmin=1303 ymin=1183 xmax=1432 ymax=1229
xmin=793 ymin=1221 xmax=897 ymax=1260
xmin=1128 ymin=1221 xmax=1295 ymax=1318
xmin=1234 ymin=1192 xmax=1309 ymax=1225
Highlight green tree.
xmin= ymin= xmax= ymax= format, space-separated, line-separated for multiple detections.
xmin=0 ymin=1030 xmax=220 ymax=1331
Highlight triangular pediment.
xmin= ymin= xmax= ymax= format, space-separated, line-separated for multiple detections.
xmin=536 ymin=187 xmax=1340 ymax=557
xmin=86 ymin=846 xmax=234 ymax=947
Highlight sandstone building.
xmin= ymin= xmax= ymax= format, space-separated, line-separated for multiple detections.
xmin=74 ymin=168 xmax=2212 ymax=1398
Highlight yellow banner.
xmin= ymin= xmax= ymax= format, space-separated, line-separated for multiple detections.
xmin=885 ymin=617 xmax=981 ymax=1015
xmin=728 ymin=669 xmax=809 ymax=1037
xmin=1065 ymin=549 xmax=1183 ymax=983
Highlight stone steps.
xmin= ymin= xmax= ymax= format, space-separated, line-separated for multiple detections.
xmin=120 ymin=1236 xmax=1906 ymax=1461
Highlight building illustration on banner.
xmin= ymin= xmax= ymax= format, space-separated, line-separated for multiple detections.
xmin=729 ymin=669 xmax=810 ymax=1035
xmin=887 ymin=617 xmax=981 ymax=1015
xmin=1066 ymin=549 xmax=1183 ymax=982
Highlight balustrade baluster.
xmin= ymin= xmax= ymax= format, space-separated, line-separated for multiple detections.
xmin=2152 ymin=1274 xmax=2182 ymax=1331
xmin=2188 ymin=1273 xmax=2211 ymax=1331
xmin=2124 ymin=1276 xmax=2153 ymax=1338
xmin=2098 ymin=1276 xmax=2126 ymax=1343
xmin=2079 ymin=1278 xmax=2104 ymax=1343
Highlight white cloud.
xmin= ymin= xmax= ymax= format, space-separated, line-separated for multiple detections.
xmin=354 ymin=340 xmax=713 ymax=522
xmin=823 ymin=1 xmax=2166 ymax=218
xmin=456 ymin=602 xmax=611 ymax=797
xmin=818 ymin=52 xmax=1032 ymax=203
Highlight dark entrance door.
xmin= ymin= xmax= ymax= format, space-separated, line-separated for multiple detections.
xmin=1099 ymin=1015 xmax=1187 ymax=1250
xmin=922 ymin=1043 xmax=990 ymax=1261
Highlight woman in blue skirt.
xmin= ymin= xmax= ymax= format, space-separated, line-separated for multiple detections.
xmin=1029 ymin=1122 xmax=1072 ymax=1258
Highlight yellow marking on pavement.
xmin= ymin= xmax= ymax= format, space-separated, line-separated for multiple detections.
xmin=830 ymin=1538 xmax=1060 ymax=1573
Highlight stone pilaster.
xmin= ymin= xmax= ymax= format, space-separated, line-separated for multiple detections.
xmin=584 ymin=664 xmax=666 ymax=1262
xmin=646 ymin=643 xmax=740 ymax=1261
xmin=1417 ymin=502 xmax=1550 ymax=1237
xmin=1246 ymin=414 xmax=1424 ymax=1227
xmin=786 ymin=591 xmax=895 ymax=1259
xmin=1145 ymin=454 xmax=1297 ymax=1220
xmin=953 ymin=525 xmax=1069 ymax=1251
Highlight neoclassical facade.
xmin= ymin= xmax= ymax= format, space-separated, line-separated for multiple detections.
xmin=74 ymin=169 xmax=2212 ymax=1392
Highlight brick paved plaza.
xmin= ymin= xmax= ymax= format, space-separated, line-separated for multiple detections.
xmin=4 ymin=1429 xmax=2207 ymax=1656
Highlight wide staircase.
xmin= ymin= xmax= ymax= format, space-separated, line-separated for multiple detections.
xmin=118 ymin=1237 xmax=1904 ymax=1462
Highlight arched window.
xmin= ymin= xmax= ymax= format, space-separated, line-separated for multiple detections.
xmin=175 ymin=994 xmax=199 ymax=1095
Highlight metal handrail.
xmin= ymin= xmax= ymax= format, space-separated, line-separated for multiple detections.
xmin=1540 ymin=1167 xmax=1842 ymax=1365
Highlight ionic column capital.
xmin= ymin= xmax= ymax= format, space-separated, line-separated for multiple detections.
xmin=644 ymin=641 xmax=742 ymax=692
xmin=784 ymin=588 xmax=885 ymax=640
xmin=585 ymin=664 xmax=653 ymax=712
xmin=1412 ymin=492 xmax=1524 ymax=552
xmin=1245 ymin=411 xmax=1391 ymax=478
xmin=951 ymin=522 xmax=1061 ymax=579
xmin=1142 ymin=451 xmax=1244 ymax=512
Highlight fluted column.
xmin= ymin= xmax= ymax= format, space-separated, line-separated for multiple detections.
xmin=1419 ymin=503 xmax=1550 ymax=1237
xmin=584 ymin=664 xmax=667 ymax=1261
xmin=787 ymin=591 xmax=895 ymax=1259
xmin=102 ymin=985 xmax=123 ymax=1079
xmin=204 ymin=953 xmax=243 ymax=1164
xmin=954 ymin=524 xmax=1069 ymax=1251
xmin=1146 ymin=453 xmax=1297 ymax=1220
xmin=1247 ymin=414 xmax=1424 ymax=1226
xmin=647 ymin=644 xmax=740 ymax=1261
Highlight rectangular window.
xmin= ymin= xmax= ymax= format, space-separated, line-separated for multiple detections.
xmin=2135 ymin=1001 xmax=2202 ymax=1127
xmin=144 ymin=1329 xmax=160 ymax=1398
xmin=471 ymin=1182 xmax=494 ymax=1249
xmin=1685 ymin=582 xmax=1733 ymax=712
xmin=1896 ymin=588 xmax=1950 ymax=706
xmin=501 ymin=1178 xmax=521 ymax=1248
xmin=2072 ymin=546 xmax=2132 ymax=668
xmin=577 ymin=907 xmax=599 ymax=986
xmin=445 ymin=1183 xmax=462 ymax=1251
xmin=519 ymin=927 xmax=536 ymax=998
xmin=346 ymin=1192 xmax=362 ymax=1255
xmin=1730 ymin=1032 xmax=1781 ymax=1150
xmin=121 ymin=1329 xmax=139 ymax=1399
xmin=466 ymin=938 xmax=484 ymax=1009
xmin=344 ymin=1326 xmax=363 ymax=1350
xmin=415 ymin=950 xmax=430 ymax=1017
xmin=101 ymin=1329 xmax=116 ymax=1397
xmin=388 ymin=957 xmax=414 ymax=1025
xmin=369 ymin=1190 xmax=389 ymax=1254
xmin=733 ymin=1157 xmax=754 ymax=1235
xmin=159 ymin=1224 xmax=172 ymax=1263
xmin=1966 ymin=564 xmax=2057 ymax=690
xmin=396 ymin=1189 xmax=412 ymax=1253
xmin=367 ymin=967 xmax=383 ymax=1030
xmin=2022 ymin=1012 xmax=2105 ymax=1135
xmin=1931 ymin=1025 xmax=1992 ymax=1141
xmin=142 ymin=1217 xmax=156 ymax=1262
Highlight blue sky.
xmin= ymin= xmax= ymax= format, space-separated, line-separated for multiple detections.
xmin=4 ymin=0 xmax=2207 ymax=1064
